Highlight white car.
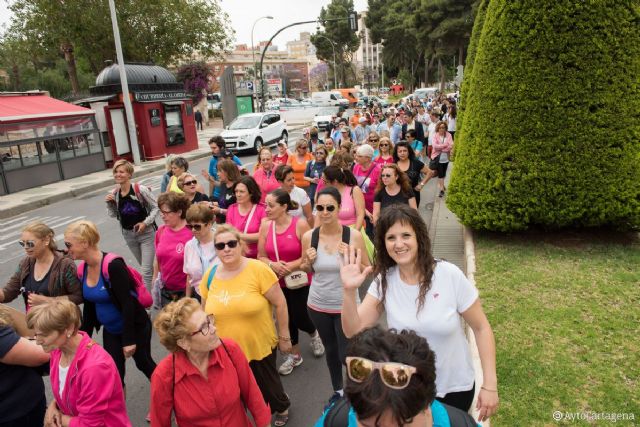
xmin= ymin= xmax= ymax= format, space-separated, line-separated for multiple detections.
xmin=220 ymin=112 xmax=288 ymax=154
xmin=313 ymin=107 xmax=341 ymax=131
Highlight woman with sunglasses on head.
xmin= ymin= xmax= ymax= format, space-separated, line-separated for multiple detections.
xmin=183 ymin=204 xmax=218 ymax=302
xmin=300 ymin=186 xmax=369 ymax=408
xmin=321 ymin=166 xmax=366 ymax=232
xmin=1 ymin=222 xmax=82 ymax=311
xmin=303 ymin=145 xmax=329 ymax=203
xmin=177 ymin=172 xmax=209 ymax=204
xmin=286 ymin=139 xmax=313 ymax=192
xmin=393 ymin=141 xmax=432 ymax=207
xmin=253 ymin=147 xmax=280 ymax=204
xmin=200 ymin=224 xmax=292 ymax=426
xmin=153 ymin=192 xmax=193 ymax=306
xmin=431 ymin=120 xmax=454 ymax=198
xmin=372 ymin=164 xmax=417 ymax=225
xmin=315 ymin=326 xmax=480 ymax=427
xmin=374 ymin=136 xmax=394 ymax=166
xmin=258 ymin=189 xmax=324 ymax=376
xmin=150 ymin=298 xmax=270 ymax=427
xmin=211 ymin=158 xmax=241 ymax=224
xmin=275 ymin=164 xmax=314 ymax=227
xmin=340 ymin=205 xmax=499 ymax=420
xmin=64 ymin=221 xmax=157 ymax=403
xmin=226 ymin=176 xmax=266 ymax=259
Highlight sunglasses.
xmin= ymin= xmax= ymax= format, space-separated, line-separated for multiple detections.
xmin=186 ymin=223 xmax=207 ymax=232
xmin=369 ymin=138 xmax=379 ymax=142
xmin=214 ymin=239 xmax=239 ymax=250
xmin=381 ymin=173 xmax=394 ymax=178
xmin=316 ymin=204 xmax=337 ymax=212
xmin=346 ymin=356 xmax=417 ymax=390
xmin=379 ymin=144 xmax=389 ymax=147
xmin=18 ymin=240 xmax=36 ymax=248
xmin=183 ymin=180 xmax=197 ymax=186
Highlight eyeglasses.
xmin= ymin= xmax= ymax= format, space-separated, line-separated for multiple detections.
xmin=18 ymin=240 xmax=36 ymax=248
xmin=160 ymin=209 xmax=174 ymax=215
xmin=183 ymin=180 xmax=197 ymax=186
xmin=315 ymin=151 xmax=326 ymax=156
xmin=190 ymin=315 xmax=215 ymax=336
xmin=381 ymin=174 xmax=393 ymax=178
xmin=346 ymin=356 xmax=417 ymax=390
xmin=186 ymin=223 xmax=207 ymax=232
xmin=316 ymin=204 xmax=337 ymax=212
xmin=214 ymin=239 xmax=239 ymax=250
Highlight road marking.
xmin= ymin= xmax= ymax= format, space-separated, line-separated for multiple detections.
xmin=0 ymin=216 xmax=30 ymax=227
xmin=0 ymin=215 xmax=86 ymax=256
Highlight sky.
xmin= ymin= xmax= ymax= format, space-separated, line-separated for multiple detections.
xmin=0 ymin=0 xmax=368 ymax=49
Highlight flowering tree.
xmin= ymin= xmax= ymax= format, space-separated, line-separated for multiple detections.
xmin=176 ymin=61 xmax=214 ymax=105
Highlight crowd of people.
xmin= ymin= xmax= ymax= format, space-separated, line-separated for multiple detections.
xmin=0 ymin=94 xmax=500 ymax=427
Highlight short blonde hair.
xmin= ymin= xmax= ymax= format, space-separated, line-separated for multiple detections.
xmin=26 ymin=300 xmax=81 ymax=335
xmin=177 ymin=172 xmax=197 ymax=190
xmin=153 ymin=298 xmax=201 ymax=353
xmin=65 ymin=220 xmax=100 ymax=247
xmin=214 ymin=224 xmax=246 ymax=255
xmin=186 ymin=203 xmax=214 ymax=224
xmin=112 ymin=159 xmax=134 ymax=176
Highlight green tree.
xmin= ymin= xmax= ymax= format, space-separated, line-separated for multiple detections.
xmin=311 ymin=0 xmax=360 ymax=87
xmin=447 ymin=0 xmax=640 ymax=231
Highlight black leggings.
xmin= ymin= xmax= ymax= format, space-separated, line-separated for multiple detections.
xmin=436 ymin=382 xmax=475 ymax=412
xmin=282 ymin=286 xmax=316 ymax=346
xmin=103 ymin=318 xmax=156 ymax=385
xmin=249 ymin=347 xmax=291 ymax=414
xmin=307 ymin=308 xmax=348 ymax=391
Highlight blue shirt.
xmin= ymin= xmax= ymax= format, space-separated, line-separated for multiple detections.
xmin=83 ymin=273 xmax=123 ymax=335
xmin=314 ymin=400 xmax=476 ymax=427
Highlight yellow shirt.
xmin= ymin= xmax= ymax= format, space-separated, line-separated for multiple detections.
xmin=199 ymin=259 xmax=279 ymax=362
xmin=168 ymin=176 xmax=184 ymax=194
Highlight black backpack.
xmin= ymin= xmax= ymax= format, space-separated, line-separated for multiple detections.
xmin=311 ymin=225 xmax=351 ymax=250
xmin=323 ymin=396 xmax=477 ymax=427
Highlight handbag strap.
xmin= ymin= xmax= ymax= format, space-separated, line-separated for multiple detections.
xmin=271 ymin=221 xmax=281 ymax=262
xmin=243 ymin=204 xmax=257 ymax=233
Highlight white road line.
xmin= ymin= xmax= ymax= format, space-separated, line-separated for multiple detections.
xmin=0 ymin=216 xmax=30 ymax=227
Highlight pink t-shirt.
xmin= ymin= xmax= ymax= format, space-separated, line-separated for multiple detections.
xmin=155 ymin=225 xmax=193 ymax=291
xmin=226 ymin=203 xmax=266 ymax=258
xmin=264 ymin=217 xmax=311 ymax=288
xmin=374 ymin=155 xmax=394 ymax=166
xmin=338 ymin=186 xmax=357 ymax=226
xmin=353 ymin=163 xmax=381 ymax=212
xmin=253 ymin=168 xmax=280 ymax=204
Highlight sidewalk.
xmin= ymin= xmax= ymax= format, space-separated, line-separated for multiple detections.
xmin=426 ymin=165 xmax=488 ymax=426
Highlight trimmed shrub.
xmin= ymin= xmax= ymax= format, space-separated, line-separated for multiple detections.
xmin=448 ymin=0 xmax=640 ymax=231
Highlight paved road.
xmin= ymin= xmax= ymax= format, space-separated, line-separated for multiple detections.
xmin=0 ymin=123 xmax=439 ymax=426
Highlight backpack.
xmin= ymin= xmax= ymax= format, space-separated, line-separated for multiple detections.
xmin=311 ymin=225 xmax=350 ymax=251
xmin=113 ymin=182 xmax=156 ymax=227
xmin=77 ymin=253 xmax=153 ymax=309
xmin=323 ymin=397 xmax=477 ymax=427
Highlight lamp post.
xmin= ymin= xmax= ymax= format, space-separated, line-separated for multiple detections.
xmin=251 ymin=15 xmax=273 ymax=111
xmin=315 ymin=34 xmax=337 ymax=90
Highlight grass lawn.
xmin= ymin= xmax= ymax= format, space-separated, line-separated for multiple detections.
xmin=474 ymin=231 xmax=640 ymax=426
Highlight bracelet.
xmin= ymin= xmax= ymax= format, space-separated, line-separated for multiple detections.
xmin=278 ymin=336 xmax=291 ymax=341
xmin=481 ymin=386 xmax=498 ymax=393
xmin=268 ymin=262 xmax=273 ymax=269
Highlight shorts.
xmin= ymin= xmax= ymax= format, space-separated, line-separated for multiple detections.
xmin=436 ymin=162 xmax=449 ymax=178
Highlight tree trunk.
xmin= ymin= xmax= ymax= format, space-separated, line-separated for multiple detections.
xmin=11 ymin=64 xmax=21 ymax=90
xmin=426 ymin=56 xmax=437 ymax=86
xmin=424 ymin=53 xmax=429 ymax=87
xmin=60 ymin=41 xmax=80 ymax=96
xmin=459 ymin=43 xmax=465 ymax=66
xmin=438 ymin=57 xmax=445 ymax=92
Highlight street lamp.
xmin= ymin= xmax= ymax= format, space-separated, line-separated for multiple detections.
xmin=315 ymin=34 xmax=337 ymax=90
xmin=251 ymin=15 xmax=273 ymax=111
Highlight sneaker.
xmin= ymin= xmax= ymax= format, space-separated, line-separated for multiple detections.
xmin=145 ymin=412 xmax=151 ymax=423
xmin=324 ymin=392 xmax=342 ymax=411
xmin=278 ymin=354 xmax=303 ymax=375
xmin=310 ymin=333 xmax=325 ymax=357
xmin=439 ymin=190 xmax=445 ymax=198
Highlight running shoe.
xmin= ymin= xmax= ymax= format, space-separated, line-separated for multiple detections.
xmin=310 ymin=333 xmax=325 ymax=357
xmin=278 ymin=354 xmax=303 ymax=375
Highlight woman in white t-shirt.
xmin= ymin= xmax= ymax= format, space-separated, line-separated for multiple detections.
xmin=340 ymin=204 xmax=499 ymax=423
xmin=183 ymin=204 xmax=218 ymax=301
xmin=275 ymin=164 xmax=314 ymax=227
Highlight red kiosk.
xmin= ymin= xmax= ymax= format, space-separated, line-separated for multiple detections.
xmin=77 ymin=63 xmax=198 ymax=164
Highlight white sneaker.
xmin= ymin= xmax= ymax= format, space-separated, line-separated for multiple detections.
xmin=310 ymin=333 xmax=325 ymax=357
xmin=278 ymin=354 xmax=303 ymax=375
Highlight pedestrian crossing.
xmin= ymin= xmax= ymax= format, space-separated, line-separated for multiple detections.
xmin=0 ymin=214 xmax=87 ymax=263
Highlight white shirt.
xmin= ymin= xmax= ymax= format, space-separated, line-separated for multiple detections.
xmin=368 ymin=262 xmax=478 ymax=397
xmin=183 ymin=237 xmax=218 ymax=293
xmin=58 ymin=362 xmax=70 ymax=397
xmin=427 ymin=122 xmax=437 ymax=146
xmin=289 ymin=186 xmax=310 ymax=218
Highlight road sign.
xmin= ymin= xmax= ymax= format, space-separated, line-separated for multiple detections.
xmin=267 ymin=78 xmax=282 ymax=93
xmin=246 ymin=81 xmax=254 ymax=91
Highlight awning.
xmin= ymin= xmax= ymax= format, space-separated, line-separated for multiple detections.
xmin=73 ymin=95 xmax=116 ymax=105
xmin=162 ymin=101 xmax=185 ymax=106
xmin=0 ymin=94 xmax=95 ymax=123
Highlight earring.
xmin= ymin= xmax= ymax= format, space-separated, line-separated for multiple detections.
xmin=67 ymin=333 xmax=71 ymax=338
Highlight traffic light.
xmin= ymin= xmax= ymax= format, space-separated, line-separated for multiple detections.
xmin=348 ymin=11 xmax=358 ymax=32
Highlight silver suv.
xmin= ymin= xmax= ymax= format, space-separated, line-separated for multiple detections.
xmin=220 ymin=112 xmax=288 ymax=154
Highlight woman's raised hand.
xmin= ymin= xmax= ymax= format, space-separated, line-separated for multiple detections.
xmin=340 ymin=245 xmax=372 ymax=291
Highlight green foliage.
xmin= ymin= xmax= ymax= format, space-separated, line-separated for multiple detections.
xmin=448 ymin=0 xmax=640 ymax=231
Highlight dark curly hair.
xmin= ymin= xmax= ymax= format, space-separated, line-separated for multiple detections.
xmin=392 ymin=140 xmax=417 ymax=163
xmin=233 ymin=176 xmax=262 ymax=205
xmin=346 ymin=326 xmax=437 ymax=426
xmin=373 ymin=204 xmax=435 ymax=314
xmin=375 ymin=163 xmax=414 ymax=197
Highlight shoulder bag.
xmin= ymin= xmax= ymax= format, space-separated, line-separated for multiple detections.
xmin=271 ymin=220 xmax=308 ymax=289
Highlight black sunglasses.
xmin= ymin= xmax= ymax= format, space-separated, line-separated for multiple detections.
xmin=381 ymin=174 xmax=393 ymax=178
xmin=316 ymin=204 xmax=337 ymax=212
xmin=186 ymin=223 xmax=207 ymax=232
xmin=183 ymin=180 xmax=197 ymax=186
xmin=214 ymin=240 xmax=239 ymax=250
xmin=18 ymin=240 xmax=36 ymax=248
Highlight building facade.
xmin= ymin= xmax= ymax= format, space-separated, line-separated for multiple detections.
xmin=354 ymin=11 xmax=383 ymax=90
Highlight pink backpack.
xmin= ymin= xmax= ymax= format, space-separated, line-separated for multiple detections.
xmin=77 ymin=253 xmax=153 ymax=309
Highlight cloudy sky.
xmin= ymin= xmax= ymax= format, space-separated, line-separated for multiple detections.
xmin=0 ymin=0 xmax=368 ymax=49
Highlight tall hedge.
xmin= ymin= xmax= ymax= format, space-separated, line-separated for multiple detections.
xmin=448 ymin=0 xmax=640 ymax=231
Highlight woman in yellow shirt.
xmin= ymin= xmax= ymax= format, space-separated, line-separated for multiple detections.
xmin=200 ymin=224 xmax=292 ymax=426
xmin=286 ymin=139 xmax=313 ymax=189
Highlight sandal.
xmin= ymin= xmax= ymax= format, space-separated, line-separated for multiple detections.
xmin=274 ymin=412 xmax=289 ymax=426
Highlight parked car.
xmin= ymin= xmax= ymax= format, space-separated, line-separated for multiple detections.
xmin=313 ymin=107 xmax=341 ymax=131
xmin=220 ymin=112 xmax=288 ymax=154
xmin=298 ymin=97 xmax=313 ymax=106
